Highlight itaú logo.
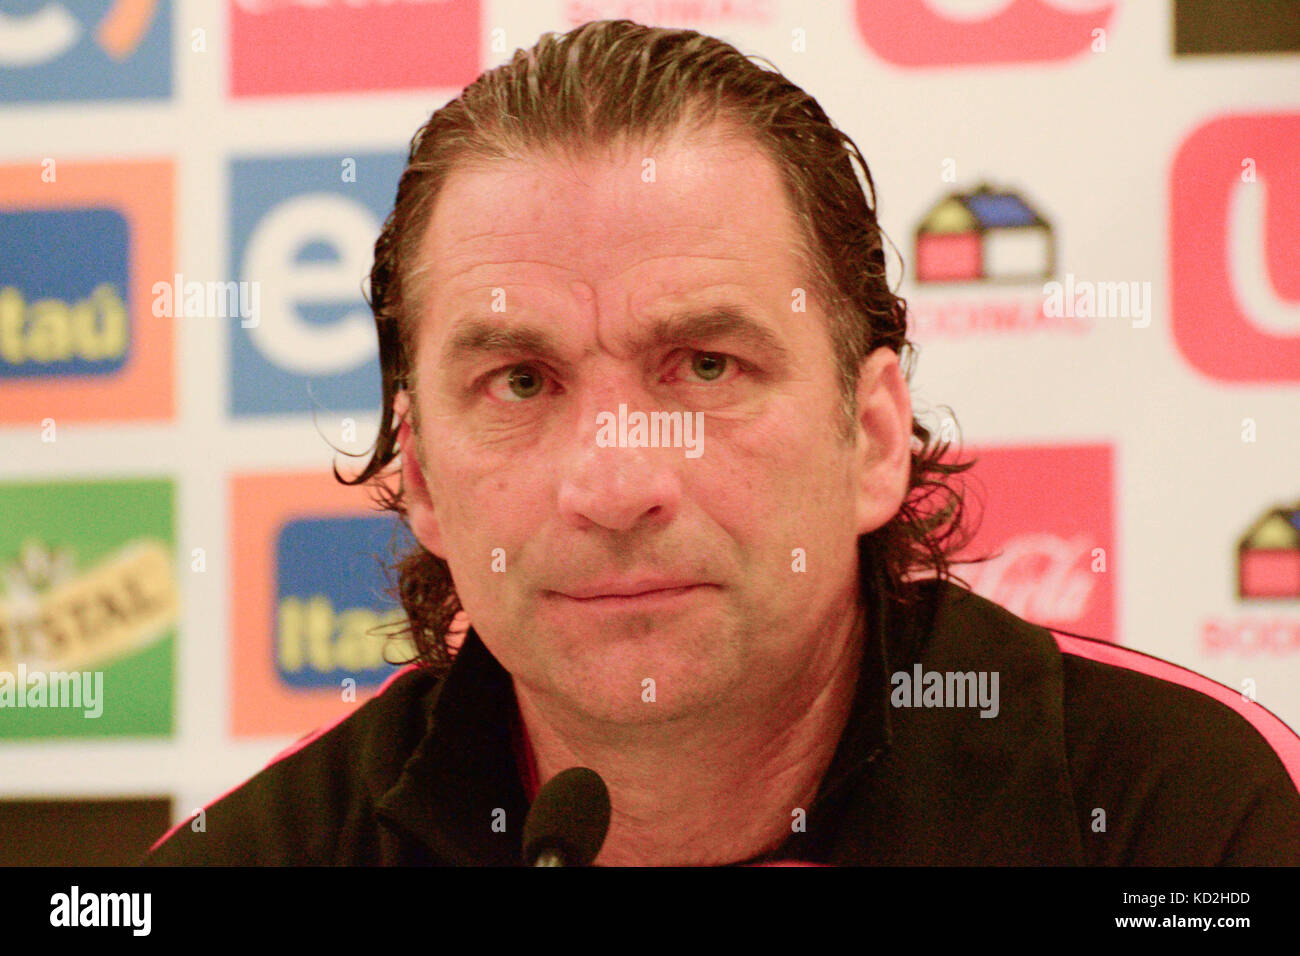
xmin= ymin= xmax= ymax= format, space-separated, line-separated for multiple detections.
xmin=853 ymin=0 xmax=1114 ymax=67
xmin=0 ymin=0 xmax=158 ymax=66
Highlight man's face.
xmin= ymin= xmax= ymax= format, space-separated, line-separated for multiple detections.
xmin=399 ymin=124 xmax=910 ymax=724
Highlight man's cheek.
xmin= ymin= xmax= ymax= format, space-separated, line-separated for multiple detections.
xmin=428 ymin=483 xmax=489 ymax=579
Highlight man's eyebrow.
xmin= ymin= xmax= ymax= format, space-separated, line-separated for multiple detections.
xmin=440 ymin=304 xmax=792 ymax=365
xmin=442 ymin=320 xmax=566 ymax=366
xmin=640 ymin=306 xmax=792 ymax=361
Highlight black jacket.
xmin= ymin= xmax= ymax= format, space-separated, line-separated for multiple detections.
xmin=145 ymin=578 xmax=1300 ymax=865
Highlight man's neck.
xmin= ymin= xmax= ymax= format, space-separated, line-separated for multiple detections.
xmin=513 ymin=609 xmax=866 ymax=866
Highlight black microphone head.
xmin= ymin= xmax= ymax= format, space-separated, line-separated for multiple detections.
xmin=522 ymin=766 xmax=611 ymax=866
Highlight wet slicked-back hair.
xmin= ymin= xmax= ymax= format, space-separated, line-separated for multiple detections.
xmin=344 ymin=19 xmax=977 ymax=676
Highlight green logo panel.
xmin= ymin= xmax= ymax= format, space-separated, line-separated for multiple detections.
xmin=0 ymin=479 xmax=177 ymax=739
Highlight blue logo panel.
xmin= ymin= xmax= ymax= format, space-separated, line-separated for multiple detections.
xmin=0 ymin=208 xmax=130 ymax=378
xmin=0 ymin=0 xmax=171 ymax=103
xmin=273 ymin=514 xmax=413 ymax=689
xmin=228 ymin=152 xmax=405 ymax=417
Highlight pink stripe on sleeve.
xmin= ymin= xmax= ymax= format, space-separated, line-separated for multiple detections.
xmin=1052 ymin=632 xmax=1300 ymax=792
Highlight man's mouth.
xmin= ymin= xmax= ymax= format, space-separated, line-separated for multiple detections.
xmin=550 ymin=579 xmax=711 ymax=602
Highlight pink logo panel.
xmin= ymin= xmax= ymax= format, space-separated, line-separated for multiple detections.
xmin=1170 ymin=113 xmax=1300 ymax=383
xmin=948 ymin=443 xmax=1116 ymax=641
xmin=230 ymin=0 xmax=481 ymax=96
xmin=853 ymin=0 xmax=1113 ymax=68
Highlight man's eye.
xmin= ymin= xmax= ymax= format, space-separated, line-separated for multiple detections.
xmin=682 ymin=351 xmax=733 ymax=383
xmin=488 ymin=363 xmax=547 ymax=402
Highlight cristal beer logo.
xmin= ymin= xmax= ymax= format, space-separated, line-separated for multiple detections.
xmin=0 ymin=477 xmax=178 ymax=740
xmin=0 ymin=539 xmax=177 ymax=674
xmin=853 ymin=0 xmax=1114 ymax=68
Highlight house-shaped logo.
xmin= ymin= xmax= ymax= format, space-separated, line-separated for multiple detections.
xmin=914 ymin=184 xmax=1055 ymax=284
xmin=1237 ymin=502 xmax=1300 ymax=599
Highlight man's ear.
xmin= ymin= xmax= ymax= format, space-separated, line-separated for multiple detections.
xmin=394 ymin=390 xmax=446 ymax=558
xmin=853 ymin=347 xmax=913 ymax=536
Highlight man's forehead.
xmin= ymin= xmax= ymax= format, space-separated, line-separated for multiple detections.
xmin=418 ymin=128 xmax=805 ymax=295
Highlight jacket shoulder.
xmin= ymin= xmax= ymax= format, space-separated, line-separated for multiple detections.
xmin=145 ymin=664 xmax=443 ymax=866
xmin=918 ymin=581 xmax=1300 ymax=864
xmin=1053 ymin=631 xmax=1300 ymax=864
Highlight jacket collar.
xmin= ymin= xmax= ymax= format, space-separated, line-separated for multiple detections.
xmin=833 ymin=577 xmax=1085 ymax=864
xmin=373 ymin=631 xmax=528 ymax=865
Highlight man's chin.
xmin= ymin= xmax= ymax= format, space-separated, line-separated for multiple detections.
xmin=517 ymin=620 xmax=745 ymax=725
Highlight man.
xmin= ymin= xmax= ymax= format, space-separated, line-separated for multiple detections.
xmin=147 ymin=19 xmax=1300 ymax=866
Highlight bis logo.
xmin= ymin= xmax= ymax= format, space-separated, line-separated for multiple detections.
xmin=0 ymin=0 xmax=170 ymax=103
xmin=1170 ymin=113 xmax=1300 ymax=383
xmin=853 ymin=0 xmax=1113 ymax=68
xmin=228 ymin=153 xmax=404 ymax=418
xmin=230 ymin=472 xmax=415 ymax=737
xmin=0 ymin=160 xmax=173 ymax=426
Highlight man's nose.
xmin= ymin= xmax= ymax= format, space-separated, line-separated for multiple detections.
xmin=554 ymin=383 xmax=684 ymax=533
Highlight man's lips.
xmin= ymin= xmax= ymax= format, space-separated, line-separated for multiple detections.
xmin=550 ymin=579 xmax=708 ymax=600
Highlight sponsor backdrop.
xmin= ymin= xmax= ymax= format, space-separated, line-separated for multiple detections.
xmin=0 ymin=0 xmax=1296 ymax=859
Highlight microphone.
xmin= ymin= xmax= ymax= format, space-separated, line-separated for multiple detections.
xmin=522 ymin=766 xmax=611 ymax=866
